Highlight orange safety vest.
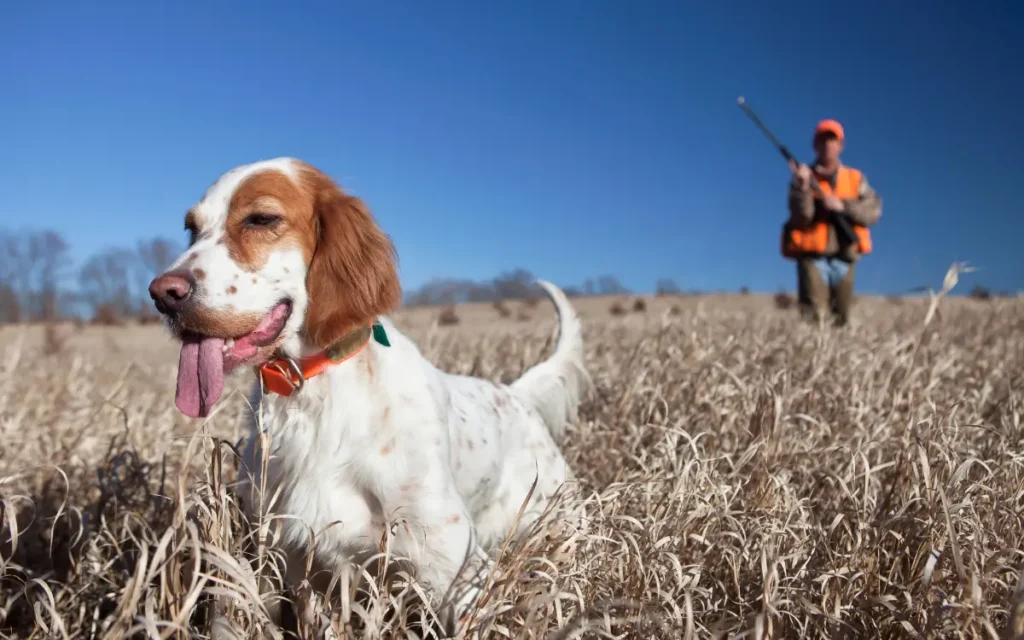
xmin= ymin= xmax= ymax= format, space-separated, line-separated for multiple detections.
xmin=781 ymin=166 xmax=873 ymax=259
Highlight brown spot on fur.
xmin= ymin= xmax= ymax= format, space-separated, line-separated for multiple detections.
xmin=382 ymin=406 xmax=389 ymax=421
xmin=189 ymin=252 xmax=198 ymax=260
xmin=226 ymin=286 xmax=237 ymax=294
xmin=193 ymin=268 xmax=206 ymax=280
xmin=380 ymin=440 xmax=393 ymax=455
xmin=224 ymin=170 xmax=316 ymax=273
xmin=446 ymin=514 xmax=461 ymax=525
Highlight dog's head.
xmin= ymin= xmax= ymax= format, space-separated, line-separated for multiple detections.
xmin=149 ymin=158 xmax=401 ymax=418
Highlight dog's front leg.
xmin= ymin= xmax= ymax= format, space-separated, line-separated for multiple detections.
xmin=383 ymin=471 xmax=495 ymax=636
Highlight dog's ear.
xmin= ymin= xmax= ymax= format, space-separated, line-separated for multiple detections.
xmin=302 ymin=170 xmax=401 ymax=350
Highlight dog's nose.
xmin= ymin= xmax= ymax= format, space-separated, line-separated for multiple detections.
xmin=149 ymin=272 xmax=194 ymax=314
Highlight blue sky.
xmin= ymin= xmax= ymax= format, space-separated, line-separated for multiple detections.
xmin=2 ymin=1 xmax=1021 ymax=295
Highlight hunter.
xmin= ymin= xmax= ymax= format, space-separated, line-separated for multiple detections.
xmin=784 ymin=119 xmax=882 ymax=326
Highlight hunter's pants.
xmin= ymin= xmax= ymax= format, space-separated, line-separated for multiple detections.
xmin=796 ymin=257 xmax=855 ymax=326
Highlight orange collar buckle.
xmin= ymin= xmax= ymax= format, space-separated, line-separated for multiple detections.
xmin=258 ymin=322 xmax=388 ymax=397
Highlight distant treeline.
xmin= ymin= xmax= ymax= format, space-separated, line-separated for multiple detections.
xmin=0 ymin=229 xmax=180 ymax=324
xmin=402 ymin=270 xmax=672 ymax=306
xmin=0 ymin=228 xmax=699 ymax=323
xmin=0 ymin=228 xmax=1009 ymax=325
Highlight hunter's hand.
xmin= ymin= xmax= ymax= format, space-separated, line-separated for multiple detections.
xmin=791 ymin=163 xmax=813 ymax=191
xmin=822 ymin=195 xmax=844 ymax=212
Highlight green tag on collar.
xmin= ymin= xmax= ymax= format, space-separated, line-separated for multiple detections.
xmin=372 ymin=322 xmax=390 ymax=347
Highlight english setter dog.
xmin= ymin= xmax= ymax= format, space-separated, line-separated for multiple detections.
xmin=148 ymin=158 xmax=588 ymax=634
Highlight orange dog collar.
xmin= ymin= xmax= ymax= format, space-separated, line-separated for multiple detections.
xmin=258 ymin=323 xmax=390 ymax=397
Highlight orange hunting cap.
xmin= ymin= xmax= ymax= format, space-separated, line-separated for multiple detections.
xmin=814 ymin=119 xmax=844 ymax=141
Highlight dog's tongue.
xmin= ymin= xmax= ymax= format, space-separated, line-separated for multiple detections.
xmin=175 ymin=336 xmax=226 ymax=418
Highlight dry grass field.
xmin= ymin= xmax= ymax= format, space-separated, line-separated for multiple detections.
xmin=1 ymin=289 xmax=1023 ymax=639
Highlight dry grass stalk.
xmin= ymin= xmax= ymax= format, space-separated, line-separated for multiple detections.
xmin=1 ymin=283 xmax=1023 ymax=638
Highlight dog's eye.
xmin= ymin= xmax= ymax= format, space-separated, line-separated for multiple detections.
xmin=244 ymin=213 xmax=282 ymax=228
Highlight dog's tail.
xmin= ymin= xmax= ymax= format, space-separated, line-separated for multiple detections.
xmin=511 ymin=280 xmax=590 ymax=444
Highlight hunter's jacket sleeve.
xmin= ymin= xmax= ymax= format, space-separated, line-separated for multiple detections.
xmin=843 ymin=174 xmax=882 ymax=227
xmin=787 ymin=180 xmax=816 ymax=227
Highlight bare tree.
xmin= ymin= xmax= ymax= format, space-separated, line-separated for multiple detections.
xmin=405 ymin=278 xmax=466 ymax=307
xmin=0 ymin=232 xmax=30 ymax=320
xmin=0 ymin=232 xmax=22 ymax=323
xmin=79 ymin=248 xmax=141 ymax=320
xmin=32 ymin=231 xmax=71 ymax=320
xmin=466 ymin=283 xmax=497 ymax=303
xmin=137 ymin=237 xmax=179 ymax=278
xmin=136 ymin=238 xmax=180 ymax=305
xmin=596 ymin=275 xmax=629 ymax=296
xmin=405 ymin=277 xmax=499 ymax=306
xmin=655 ymin=278 xmax=681 ymax=296
xmin=0 ymin=282 xmax=20 ymax=324
xmin=492 ymin=268 xmax=538 ymax=300
xmin=0 ymin=229 xmax=71 ymax=322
